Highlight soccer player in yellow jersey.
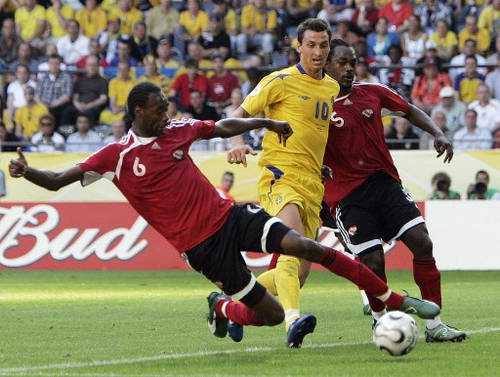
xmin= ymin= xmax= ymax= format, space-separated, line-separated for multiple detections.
xmin=227 ymin=18 xmax=340 ymax=347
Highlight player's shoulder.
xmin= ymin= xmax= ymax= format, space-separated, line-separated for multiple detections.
xmin=353 ymin=82 xmax=405 ymax=97
xmin=260 ymin=65 xmax=301 ymax=84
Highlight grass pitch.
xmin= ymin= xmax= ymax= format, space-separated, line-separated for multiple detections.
xmin=0 ymin=270 xmax=499 ymax=377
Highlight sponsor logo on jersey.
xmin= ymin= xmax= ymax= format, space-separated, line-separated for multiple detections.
xmin=343 ymin=98 xmax=353 ymax=105
xmin=172 ymin=150 xmax=184 ymax=161
xmin=362 ymin=109 xmax=374 ymax=118
xmin=348 ymin=225 xmax=357 ymax=236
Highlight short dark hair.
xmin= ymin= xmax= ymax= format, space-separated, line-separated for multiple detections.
xmin=48 ymin=54 xmax=62 ymax=61
xmin=223 ymin=171 xmax=234 ymax=178
xmin=465 ymin=54 xmax=477 ymax=63
xmin=190 ymin=88 xmax=202 ymax=96
xmin=185 ymin=57 xmax=198 ymax=68
xmin=76 ymin=113 xmax=90 ymax=121
xmin=40 ymin=113 xmax=55 ymax=125
xmin=297 ymin=18 xmax=331 ymax=44
xmin=476 ymin=170 xmax=489 ymax=180
xmin=328 ymin=39 xmax=350 ymax=61
xmin=124 ymin=82 xmax=162 ymax=127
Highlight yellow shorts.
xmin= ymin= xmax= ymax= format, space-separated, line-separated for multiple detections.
xmin=257 ymin=165 xmax=324 ymax=240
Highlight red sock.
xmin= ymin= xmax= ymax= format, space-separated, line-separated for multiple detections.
xmin=215 ymin=299 xmax=263 ymax=326
xmin=320 ymin=247 xmax=404 ymax=308
xmin=413 ymin=257 xmax=442 ymax=308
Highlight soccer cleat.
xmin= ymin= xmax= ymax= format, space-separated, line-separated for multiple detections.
xmin=363 ymin=304 xmax=372 ymax=316
xmin=206 ymin=292 xmax=228 ymax=338
xmin=286 ymin=314 xmax=317 ymax=348
xmin=425 ymin=323 xmax=467 ymax=343
xmin=396 ymin=295 xmax=441 ymax=320
xmin=228 ymin=320 xmax=244 ymax=342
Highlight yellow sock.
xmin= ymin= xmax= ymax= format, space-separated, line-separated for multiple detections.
xmin=257 ymin=269 xmax=278 ymax=296
xmin=275 ymin=255 xmax=301 ymax=332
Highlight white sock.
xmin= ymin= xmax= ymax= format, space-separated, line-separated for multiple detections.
xmin=372 ymin=309 xmax=387 ymax=321
xmin=426 ymin=316 xmax=442 ymax=330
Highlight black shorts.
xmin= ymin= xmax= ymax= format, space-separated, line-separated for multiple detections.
xmin=184 ymin=203 xmax=291 ymax=307
xmin=335 ymin=172 xmax=424 ymax=255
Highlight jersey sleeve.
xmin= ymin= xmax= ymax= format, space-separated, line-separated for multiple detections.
xmin=78 ymin=144 xmax=119 ymax=186
xmin=376 ymin=84 xmax=410 ymax=116
xmin=241 ymin=73 xmax=284 ymax=116
xmin=174 ymin=118 xmax=215 ymax=143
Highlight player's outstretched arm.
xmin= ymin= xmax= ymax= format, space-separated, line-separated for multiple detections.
xmin=212 ymin=117 xmax=292 ymax=143
xmin=227 ymin=106 xmax=256 ymax=167
xmin=9 ymin=147 xmax=84 ymax=191
xmin=406 ymin=104 xmax=454 ymax=163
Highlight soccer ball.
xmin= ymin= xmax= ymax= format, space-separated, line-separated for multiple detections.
xmin=373 ymin=311 xmax=419 ymax=356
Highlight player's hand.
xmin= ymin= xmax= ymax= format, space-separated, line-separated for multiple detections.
xmin=9 ymin=147 xmax=28 ymax=178
xmin=321 ymin=165 xmax=333 ymax=179
xmin=227 ymin=145 xmax=257 ymax=167
xmin=434 ymin=134 xmax=453 ymax=163
xmin=265 ymin=120 xmax=293 ymax=147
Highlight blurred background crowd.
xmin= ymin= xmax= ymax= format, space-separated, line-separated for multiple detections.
xmin=0 ymin=0 xmax=500 ymax=153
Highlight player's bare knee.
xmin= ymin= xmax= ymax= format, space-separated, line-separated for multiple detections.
xmin=260 ymin=307 xmax=285 ymax=326
xmin=298 ymin=269 xmax=310 ymax=288
xmin=360 ymin=250 xmax=385 ymax=276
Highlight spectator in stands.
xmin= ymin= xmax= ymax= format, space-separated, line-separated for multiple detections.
xmin=6 ymin=64 xmax=36 ymax=117
xmin=355 ymin=57 xmax=379 ymax=83
xmin=145 ymin=0 xmax=179 ymax=41
xmin=400 ymin=14 xmax=426 ymax=62
xmin=45 ymin=0 xmax=75 ymax=43
xmin=454 ymin=55 xmax=485 ymax=104
xmin=8 ymin=42 xmax=39 ymax=74
xmin=0 ymin=94 xmax=14 ymax=131
xmin=75 ymin=0 xmax=107 ymax=38
xmin=175 ymin=0 xmax=209 ymax=54
xmin=331 ymin=19 xmax=358 ymax=46
xmin=103 ymin=118 xmax=126 ymax=144
xmin=459 ymin=14 xmax=490 ymax=55
xmin=14 ymin=0 xmax=46 ymax=48
xmin=431 ymin=86 xmax=466 ymax=133
xmin=109 ymin=0 xmax=143 ymax=35
xmin=428 ymin=172 xmax=461 ymax=200
xmin=185 ymin=88 xmax=220 ymax=121
xmin=0 ymin=122 xmax=22 ymax=152
xmin=222 ymin=87 xmax=243 ymax=118
xmin=415 ymin=41 xmax=446 ymax=76
xmin=428 ymin=19 xmax=458 ymax=61
xmin=467 ymin=170 xmax=500 ymax=200
xmin=421 ymin=110 xmax=451 ymax=149
xmin=378 ymin=44 xmax=413 ymax=98
xmin=449 ymin=39 xmax=487 ymax=82
xmin=411 ymin=57 xmax=452 ymax=114
xmin=237 ymin=0 xmax=278 ymax=63
xmin=36 ymin=54 xmax=72 ymax=127
xmin=30 ymin=113 xmax=65 ymax=152
xmin=286 ymin=46 xmax=300 ymax=66
xmin=486 ymin=34 xmax=500 ymax=67
xmin=100 ymin=18 xmax=121 ymax=63
xmin=137 ymin=55 xmax=170 ymax=95
xmin=61 ymin=55 xmax=108 ymax=126
xmin=169 ymin=58 xmax=208 ymax=110
xmin=378 ymin=0 xmax=413 ymax=33
xmin=478 ymin=0 xmax=500 ymax=40
xmin=14 ymin=86 xmax=48 ymax=137
xmin=37 ymin=43 xmax=67 ymax=79
xmin=366 ymin=17 xmax=400 ymax=61
xmin=453 ymin=108 xmax=493 ymax=149
xmin=57 ymin=19 xmax=90 ymax=66
xmin=207 ymin=53 xmax=240 ymax=114
xmin=414 ymin=0 xmax=451 ymax=35
xmin=385 ymin=117 xmax=420 ymax=149
xmin=215 ymin=171 xmax=235 ymax=201
xmin=212 ymin=0 xmax=238 ymax=41
xmin=198 ymin=13 xmax=231 ymax=60
xmin=76 ymin=38 xmax=109 ymax=69
xmin=286 ymin=0 xmax=316 ymax=27
xmin=156 ymin=37 xmax=180 ymax=68
xmin=66 ymin=113 xmax=103 ymax=152
xmin=166 ymin=96 xmax=182 ymax=120
xmin=468 ymin=83 xmax=500 ymax=134
xmin=241 ymin=67 xmax=263 ymax=98
xmin=351 ymin=0 xmax=378 ymax=36
xmin=109 ymin=36 xmax=139 ymax=67
xmin=486 ymin=54 xmax=500 ymax=100
xmin=100 ymin=60 xmax=135 ymax=125
xmin=353 ymin=38 xmax=376 ymax=65
xmin=131 ymin=21 xmax=158 ymax=63
xmin=0 ymin=19 xmax=22 ymax=66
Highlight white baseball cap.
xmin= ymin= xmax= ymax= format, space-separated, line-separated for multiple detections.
xmin=439 ymin=86 xmax=455 ymax=98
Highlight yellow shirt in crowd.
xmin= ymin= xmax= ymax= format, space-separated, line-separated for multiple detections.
xmin=15 ymin=5 xmax=45 ymax=41
xmin=109 ymin=77 xmax=136 ymax=108
xmin=459 ymin=27 xmax=491 ymax=53
xmin=241 ymin=4 xmax=277 ymax=32
xmin=14 ymin=103 xmax=49 ymax=137
xmin=179 ymin=10 xmax=209 ymax=37
xmin=109 ymin=7 xmax=143 ymax=35
xmin=45 ymin=4 xmax=75 ymax=38
xmin=75 ymin=6 xmax=108 ymax=38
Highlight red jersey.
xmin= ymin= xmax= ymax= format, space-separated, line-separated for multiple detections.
xmin=323 ymin=83 xmax=410 ymax=209
xmin=78 ymin=118 xmax=233 ymax=253
xmin=378 ymin=2 xmax=413 ymax=29
xmin=171 ymin=73 xmax=209 ymax=108
xmin=208 ymin=71 xmax=240 ymax=103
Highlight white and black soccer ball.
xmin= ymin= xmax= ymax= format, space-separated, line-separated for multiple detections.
xmin=373 ymin=311 xmax=419 ymax=356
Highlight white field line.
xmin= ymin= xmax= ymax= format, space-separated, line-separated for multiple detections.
xmin=1 ymin=327 xmax=498 ymax=376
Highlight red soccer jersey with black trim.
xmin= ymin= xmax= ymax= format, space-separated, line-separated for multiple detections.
xmin=323 ymin=83 xmax=410 ymax=209
xmin=79 ymin=118 xmax=233 ymax=253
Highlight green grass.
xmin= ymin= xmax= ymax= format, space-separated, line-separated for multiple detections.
xmin=0 ymin=270 xmax=499 ymax=377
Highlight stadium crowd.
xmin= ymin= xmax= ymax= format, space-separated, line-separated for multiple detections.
xmin=1 ymin=0 xmax=500 ymax=152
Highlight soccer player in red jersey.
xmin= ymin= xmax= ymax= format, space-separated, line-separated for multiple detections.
xmin=323 ymin=39 xmax=466 ymax=342
xmin=9 ymin=82 xmax=440 ymax=345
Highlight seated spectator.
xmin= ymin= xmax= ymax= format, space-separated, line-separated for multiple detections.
xmin=351 ymin=0 xmax=378 ymax=36
xmin=137 ymin=55 xmax=170 ymax=95
xmin=428 ymin=172 xmax=461 ymax=200
xmin=355 ymin=58 xmax=379 ymax=83
xmin=331 ymin=20 xmax=359 ymax=46
xmin=453 ymin=108 xmax=493 ymax=149
xmin=169 ymin=58 xmax=208 ymax=110
xmin=0 ymin=122 xmax=23 ymax=152
xmin=385 ymin=117 xmax=420 ymax=149
xmin=156 ymin=37 xmax=181 ymax=68
xmin=30 ymin=114 xmax=65 ymax=152
xmin=486 ymin=34 xmax=500 ymax=67
xmin=378 ymin=0 xmax=413 ymax=33
xmin=104 ymin=118 xmax=126 ymax=143
xmin=459 ymin=14 xmax=490 ymax=55
xmin=131 ymin=21 xmax=158 ymax=63
xmin=76 ymin=0 xmax=107 ymax=38
xmin=0 ymin=94 xmax=14 ymax=131
xmin=414 ymin=0 xmax=451 ymax=35
xmin=215 ymin=171 xmax=235 ymax=201
xmin=36 ymin=54 xmax=72 ymax=127
xmin=8 ymin=42 xmax=39 ymax=74
xmin=61 ymin=55 xmax=108 ymax=127
xmin=37 ymin=43 xmax=67 ymax=80
xmin=57 ymin=19 xmax=90 ymax=66
xmin=108 ymin=36 xmax=139 ymax=67
xmin=66 ymin=113 xmax=103 ymax=152
xmin=212 ymin=0 xmax=238 ymax=41
xmin=241 ymin=67 xmax=263 ymax=98
xmin=207 ymin=53 xmax=240 ymax=114
xmin=286 ymin=0 xmax=316 ymax=27
xmin=6 ymin=64 xmax=36 ymax=117
xmin=411 ymin=58 xmax=452 ymax=114
xmin=428 ymin=19 xmax=458 ymax=61
xmin=100 ymin=18 xmax=121 ymax=63
xmin=454 ymin=55 xmax=485 ymax=104
xmin=353 ymin=39 xmax=376 ymax=66
xmin=431 ymin=86 xmax=466 ymax=133
xmin=378 ymin=44 xmax=413 ymax=98
xmin=467 ymin=170 xmax=500 ymax=200
xmin=100 ymin=61 xmax=135 ymax=125
xmin=468 ymin=84 xmax=500 ymax=134
xmin=421 ymin=110 xmax=452 ymax=149
xmin=198 ymin=13 xmax=231 ymax=60
xmin=174 ymin=0 xmax=209 ymax=54
xmin=108 ymin=0 xmax=143 ymax=35
xmin=145 ymin=0 xmax=179 ymax=40
xmin=45 ymin=0 xmax=75 ymax=43
xmin=76 ymin=38 xmax=109 ymax=69
xmin=14 ymin=0 xmax=46 ymax=48
xmin=185 ymin=89 xmax=220 ymax=121
xmin=400 ymin=14 xmax=426 ymax=63
xmin=222 ymin=88 xmax=243 ymax=118
xmin=449 ymin=39 xmax=487 ymax=82
xmin=0 ymin=19 xmax=22 ymax=66
xmin=366 ymin=17 xmax=400 ymax=61
xmin=485 ymin=54 xmax=500 ymax=100
xmin=237 ymin=0 xmax=278 ymax=63
xmin=15 ymin=86 xmax=49 ymax=137
xmin=415 ymin=41 xmax=446 ymax=76
xmin=478 ymin=0 xmax=500 ymax=40
xmin=167 ymin=96 xmax=183 ymax=120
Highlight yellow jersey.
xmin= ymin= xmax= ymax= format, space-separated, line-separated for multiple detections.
xmin=15 ymin=5 xmax=45 ymax=41
xmin=45 ymin=4 xmax=75 ymax=38
xmin=109 ymin=7 xmax=143 ymax=35
xmin=109 ymin=77 xmax=136 ymax=107
xmin=179 ymin=10 xmax=209 ymax=37
xmin=76 ymin=6 xmax=108 ymax=38
xmin=138 ymin=74 xmax=171 ymax=95
xmin=14 ymin=103 xmax=49 ymax=136
xmin=241 ymin=64 xmax=340 ymax=176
